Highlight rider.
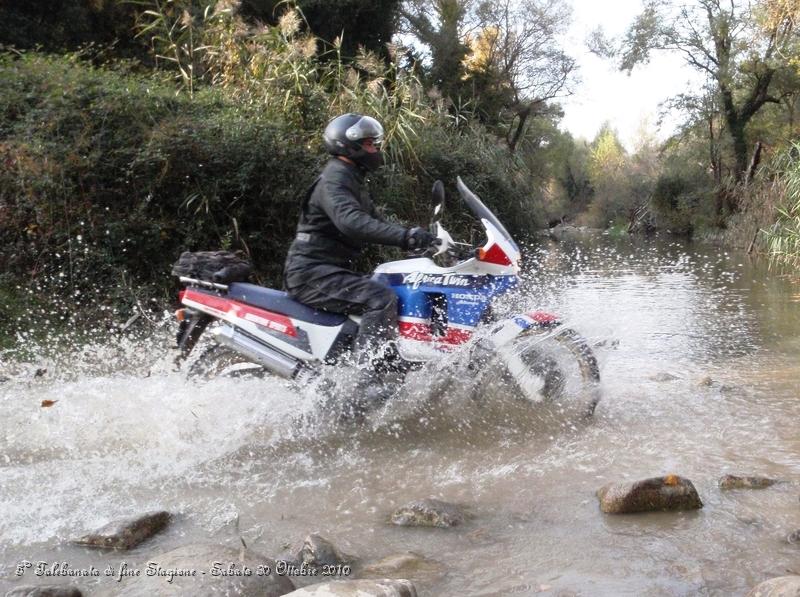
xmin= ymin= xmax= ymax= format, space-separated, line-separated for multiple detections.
xmin=283 ymin=113 xmax=438 ymax=402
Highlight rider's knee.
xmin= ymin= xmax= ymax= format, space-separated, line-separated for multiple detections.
xmin=365 ymin=287 xmax=397 ymax=312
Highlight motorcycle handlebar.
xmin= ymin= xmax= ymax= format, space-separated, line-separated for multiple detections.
xmin=406 ymin=222 xmax=472 ymax=259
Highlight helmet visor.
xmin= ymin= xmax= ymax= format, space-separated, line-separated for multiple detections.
xmin=345 ymin=116 xmax=384 ymax=147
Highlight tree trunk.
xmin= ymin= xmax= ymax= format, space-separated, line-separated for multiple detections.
xmin=745 ymin=141 xmax=763 ymax=184
xmin=507 ymin=104 xmax=531 ymax=154
xmin=729 ymin=121 xmax=749 ymax=184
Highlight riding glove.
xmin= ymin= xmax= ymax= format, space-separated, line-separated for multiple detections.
xmin=404 ymin=227 xmax=438 ymax=250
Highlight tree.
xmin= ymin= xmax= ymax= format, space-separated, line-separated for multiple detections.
xmin=585 ymin=125 xmax=630 ymax=226
xmin=399 ymin=0 xmax=471 ymax=98
xmin=401 ymin=0 xmax=575 ymax=152
xmin=466 ymin=0 xmax=575 ymax=151
xmin=616 ymin=0 xmax=800 ymax=190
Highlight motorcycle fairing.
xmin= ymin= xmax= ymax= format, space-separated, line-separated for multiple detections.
xmin=372 ymin=255 xmax=517 ymax=359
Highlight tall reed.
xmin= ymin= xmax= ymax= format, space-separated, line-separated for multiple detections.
xmin=764 ymin=143 xmax=800 ymax=269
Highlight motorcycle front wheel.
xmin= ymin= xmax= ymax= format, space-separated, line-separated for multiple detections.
xmin=478 ymin=327 xmax=601 ymax=417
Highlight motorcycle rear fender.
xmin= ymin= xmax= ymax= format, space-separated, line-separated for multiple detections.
xmin=180 ymin=287 xmax=350 ymax=362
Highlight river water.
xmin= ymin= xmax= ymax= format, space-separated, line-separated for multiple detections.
xmin=1 ymin=233 xmax=799 ymax=596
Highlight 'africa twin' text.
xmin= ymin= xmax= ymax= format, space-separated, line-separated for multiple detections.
xmin=402 ymin=272 xmax=472 ymax=289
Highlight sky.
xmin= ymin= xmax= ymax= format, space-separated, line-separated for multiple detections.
xmin=559 ymin=0 xmax=706 ymax=150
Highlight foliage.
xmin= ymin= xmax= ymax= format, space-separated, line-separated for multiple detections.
xmin=400 ymin=0 xmax=575 ymax=152
xmin=764 ymin=143 xmax=800 ymax=267
xmin=465 ymin=0 xmax=575 ymax=105
xmin=400 ymin=0 xmax=471 ymax=99
xmin=0 ymin=52 xmax=315 ymax=326
xmin=0 ymin=1 xmax=144 ymax=58
xmin=613 ymin=0 xmax=800 ymax=189
xmin=649 ymin=145 xmax=715 ymax=235
xmin=239 ymin=0 xmax=403 ymax=58
xmin=581 ymin=126 xmax=628 ymax=227
xmin=0 ymin=29 xmax=542 ymax=340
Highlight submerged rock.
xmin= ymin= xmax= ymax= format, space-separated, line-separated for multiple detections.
xmin=73 ymin=511 xmax=170 ymax=550
xmin=282 ymin=579 xmax=416 ymax=596
xmin=719 ymin=475 xmax=779 ymax=490
xmin=746 ymin=576 xmax=800 ymax=596
xmin=548 ymin=225 xmax=579 ymax=241
xmin=787 ymin=530 xmax=800 ymax=544
xmin=593 ymin=338 xmax=620 ymax=349
xmin=5 ymin=587 xmax=82 ymax=597
xmin=596 ymin=475 xmax=703 ymax=514
xmin=390 ymin=499 xmax=464 ymax=528
xmin=548 ymin=225 xmax=603 ymax=241
xmin=360 ymin=552 xmax=443 ymax=582
xmin=104 ymin=543 xmax=295 ymax=597
xmin=295 ymin=534 xmax=354 ymax=567
xmin=650 ymin=372 xmax=679 ymax=382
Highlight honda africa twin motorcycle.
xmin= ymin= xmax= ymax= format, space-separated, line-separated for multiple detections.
xmin=174 ymin=177 xmax=601 ymax=413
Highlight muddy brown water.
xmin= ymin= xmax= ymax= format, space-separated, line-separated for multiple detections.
xmin=1 ymin=234 xmax=799 ymax=596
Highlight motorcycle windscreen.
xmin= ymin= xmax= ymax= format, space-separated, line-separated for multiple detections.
xmin=455 ymin=176 xmax=520 ymax=254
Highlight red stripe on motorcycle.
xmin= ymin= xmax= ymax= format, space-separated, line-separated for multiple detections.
xmin=399 ymin=321 xmax=432 ymax=341
xmin=399 ymin=321 xmax=473 ymax=345
xmin=528 ymin=311 xmax=560 ymax=325
xmin=182 ymin=288 xmax=297 ymax=337
xmin=440 ymin=327 xmax=473 ymax=345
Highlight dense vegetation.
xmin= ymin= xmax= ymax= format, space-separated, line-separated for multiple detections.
xmin=0 ymin=2 xmax=554 ymax=343
xmin=2 ymin=0 xmax=800 ymax=345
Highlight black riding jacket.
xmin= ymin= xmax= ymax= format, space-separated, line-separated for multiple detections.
xmin=284 ymin=158 xmax=407 ymax=279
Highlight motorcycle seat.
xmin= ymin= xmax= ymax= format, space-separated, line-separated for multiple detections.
xmin=227 ymin=283 xmax=347 ymax=327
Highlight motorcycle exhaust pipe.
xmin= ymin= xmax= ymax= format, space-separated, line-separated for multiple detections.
xmin=212 ymin=325 xmax=301 ymax=379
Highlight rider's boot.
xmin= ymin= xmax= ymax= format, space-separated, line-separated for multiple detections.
xmin=343 ymin=367 xmax=395 ymax=420
xmin=344 ymin=302 xmax=401 ymax=419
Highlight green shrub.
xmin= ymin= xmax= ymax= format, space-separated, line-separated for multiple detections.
xmin=764 ymin=143 xmax=800 ymax=268
xmin=649 ymin=169 xmax=714 ymax=236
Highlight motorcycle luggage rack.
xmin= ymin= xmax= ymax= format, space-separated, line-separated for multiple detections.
xmin=179 ymin=276 xmax=229 ymax=291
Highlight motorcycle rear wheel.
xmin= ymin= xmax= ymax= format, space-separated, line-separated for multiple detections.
xmin=186 ymin=344 xmax=266 ymax=380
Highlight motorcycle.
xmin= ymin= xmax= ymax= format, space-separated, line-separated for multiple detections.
xmin=173 ymin=177 xmax=601 ymax=415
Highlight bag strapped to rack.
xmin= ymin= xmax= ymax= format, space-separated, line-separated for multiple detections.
xmin=171 ymin=250 xmax=252 ymax=284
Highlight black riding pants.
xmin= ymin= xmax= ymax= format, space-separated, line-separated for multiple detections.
xmin=285 ymin=265 xmax=398 ymax=359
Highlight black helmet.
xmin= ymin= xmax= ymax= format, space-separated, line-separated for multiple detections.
xmin=323 ymin=113 xmax=385 ymax=171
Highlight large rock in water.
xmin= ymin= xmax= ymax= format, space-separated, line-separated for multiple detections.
xmin=295 ymin=534 xmax=354 ymax=567
xmin=282 ymin=579 xmax=416 ymax=596
xmin=390 ymin=499 xmax=464 ymax=528
xmin=5 ymin=587 xmax=82 ymax=597
xmin=73 ymin=511 xmax=170 ymax=550
xmin=596 ymin=475 xmax=703 ymax=514
xmin=719 ymin=474 xmax=779 ymax=490
xmin=746 ymin=576 xmax=800 ymax=596
xmin=104 ymin=543 xmax=295 ymax=597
